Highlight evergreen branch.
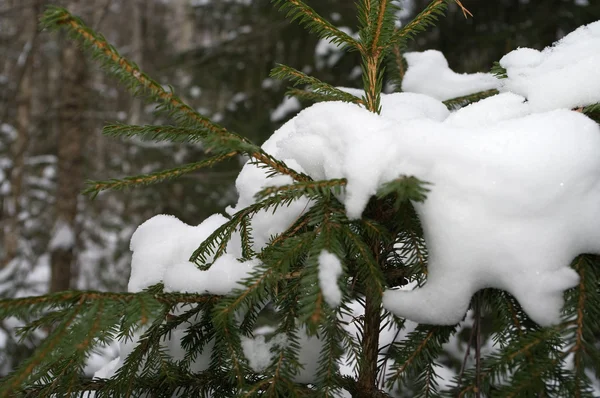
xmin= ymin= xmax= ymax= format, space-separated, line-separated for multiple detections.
xmin=272 ymin=0 xmax=361 ymax=51
xmin=286 ymin=87 xmax=364 ymax=105
xmin=41 ymin=7 xmax=233 ymax=137
xmin=0 ymin=289 xmax=219 ymax=317
xmin=190 ymin=189 xmax=316 ymax=265
xmin=389 ymin=0 xmax=448 ymax=49
xmin=371 ymin=0 xmax=391 ymax=53
xmin=103 ymin=124 xmax=208 ymax=144
xmin=83 ymin=152 xmax=237 ymax=196
xmin=0 ymin=298 xmax=86 ymax=395
xmin=387 ymin=41 xmax=406 ymax=90
xmin=386 ymin=325 xmax=455 ymax=395
xmin=565 ymin=255 xmax=600 ymax=394
xmin=341 ymin=226 xmax=385 ymax=297
xmin=256 ymin=178 xmax=347 ymax=201
xmin=442 ymin=89 xmax=500 ymax=110
xmin=376 ymin=176 xmax=430 ymax=206
xmin=490 ymin=61 xmax=508 ymax=79
xmin=271 ymin=64 xmax=364 ymax=105
xmin=251 ymin=152 xmax=312 ymax=182
xmin=582 ymin=103 xmax=600 ymax=123
xmin=42 ymin=7 xmax=308 ymax=184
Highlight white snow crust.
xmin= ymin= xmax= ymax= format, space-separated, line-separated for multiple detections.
xmin=401 ymin=50 xmax=499 ymax=100
xmin=163 ymin=254 xmax=259 ymax=295
xmin=318 ymin=250 xmax=343 ymax=308
xmin=499 ymin=21 xmax=600 ymax=111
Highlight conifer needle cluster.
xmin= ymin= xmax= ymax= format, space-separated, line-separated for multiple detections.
xmin=0 ymin=1 xmax=599 ymax=397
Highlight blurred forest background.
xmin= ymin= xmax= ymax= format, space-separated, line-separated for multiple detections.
xmin=0 ymin=0 xmax=598 ymax=375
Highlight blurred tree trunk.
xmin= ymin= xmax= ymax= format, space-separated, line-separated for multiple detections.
xmin=50 ymin=1 xmax=87 ymax=292
xmin=128 ymin=0 xmax=144 ymax=126
xmin=1 ymin=2 xmax=40 ymax=268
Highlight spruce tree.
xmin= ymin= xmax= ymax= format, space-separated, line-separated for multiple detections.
xmin=1 ymin=1 xmax=600 ymax=397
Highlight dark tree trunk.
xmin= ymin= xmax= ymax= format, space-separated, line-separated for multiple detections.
xmin=50 ymin=3 xmax=87 ymax=292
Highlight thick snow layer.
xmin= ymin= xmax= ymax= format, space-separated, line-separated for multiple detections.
xmin=274 ymin=93 xmax=600 ymax=326
xmin=318 ymin=250 xmax=343 ymax=308
xmin=128 ymin=213 xmax=230 ymax=292
xmin=163 ymin=255 xmax=259 ymax=295
xmin=401 ymin=50 xmax=499 ymax=100
xmin=120 ymin=27 xmax=600 ymax=385
xmin=500 ymin=21 xmax=600 ymax=111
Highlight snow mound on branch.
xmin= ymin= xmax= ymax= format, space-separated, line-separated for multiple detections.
xmin=401 ymin=50 xmax=500 ymax=100
xmin=276 ymin=93 xmax=600 ymax=326
xmin=125 ymin=21 xmax=600 ymax=337
xmin=500 ymin=20 xmax=600 ymax=111
xmin=163 ymin=255 xmax=259 ymax=295
xmin=318 ymin=250 xmax=344 ymax=308
xmin=128 ymin=213 xmax=232 ymax=292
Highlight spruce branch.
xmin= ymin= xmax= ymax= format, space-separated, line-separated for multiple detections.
xmin=0 ymin=299 xmax=86 ymax=396
xmin=385 ymin=325 xmax=455 ymax=393
xmin=83 ymin=152 xmax=237 ymax=197
xmin=442 ymin=89 xmax=500 ymax=110
xmin=271 ymin=64 xmax=365 ymax=105
xmin=271 ymin=0 xmax=361 ymax=51
xmin=103 ymin=124 xmax=209 ymax=144
xmin=376 ymin=176 xmax=430 ymax=207
xmin=42 ymin=7 xmax=308 ymax=184
xmin=490 ymin=61 xmax=508 ymax=79
xmin=389 ymin=0 xmax=448 ymax=49
xmin=285 ymin=87 xmax=350 ymax=104
xmin=255 ymin=178 xmax=347 ymax=201
xmin=583 ymin=103 xmax=600 ymax=123
xmin=41 ymin=7 xmax=231 ymax=136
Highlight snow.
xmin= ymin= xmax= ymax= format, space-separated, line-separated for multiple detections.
xmin=500 ymin=21 xmax=600 ymax=111
xmin=128 ymin=213 xmax=230 ymax=292
xmin=280 ymin=98 xmax=598 ymax=326
xmin=239 ymin=327 xmax=323 ymax=383
xmin=318 ymin=250 xmax=343 ymax=308
xmin=89 ymin=19 xmax=600 ymax=390
xmin=48 ymin=221 xmax=75 ymax=250
xmin=401 ymin=50 xmax=499 ymax=100
xmin=163 ymin=255 xmax=259 ymax=295
xmin=241 ymin=333 xmax=287 ymax=372
xmin=270 ymin=96 xmax=301 ymax=122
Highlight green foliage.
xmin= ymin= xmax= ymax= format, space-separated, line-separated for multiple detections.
xmin=271 ymin=0 xmax=361 ymax=50
xmin=490 ymin=62 xmax=508 ymax=79
xmin=271 ymin=64 xmax=365 ymax=105
xmin=1 ymin=1 xmax=598 ymax=397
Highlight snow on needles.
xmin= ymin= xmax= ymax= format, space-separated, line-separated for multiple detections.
xmin=499 ymin=21 xmax=600 ymax=111
xmin=96 ymin=20 xmax=600 ymax=383
xmin=401 ymin=50 xmax=499 ymax=100
xmin=318 ymin=250 xmax=343 ymax=308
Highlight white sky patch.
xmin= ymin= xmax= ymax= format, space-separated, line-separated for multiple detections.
xmin=318 ymin=250 xmax=343 ymax=308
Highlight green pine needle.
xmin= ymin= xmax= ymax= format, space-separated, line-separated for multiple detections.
xmin=83 ymin=152 xmax=237 ymax=197
xmin=271 ymin=64 xmax=364 ymax=105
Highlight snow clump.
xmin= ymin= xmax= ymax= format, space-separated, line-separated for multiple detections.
xmin=499 ymin=20 xmax=600 ymax=111
xmin=94 ymin=20 xmax=600 ymax=383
